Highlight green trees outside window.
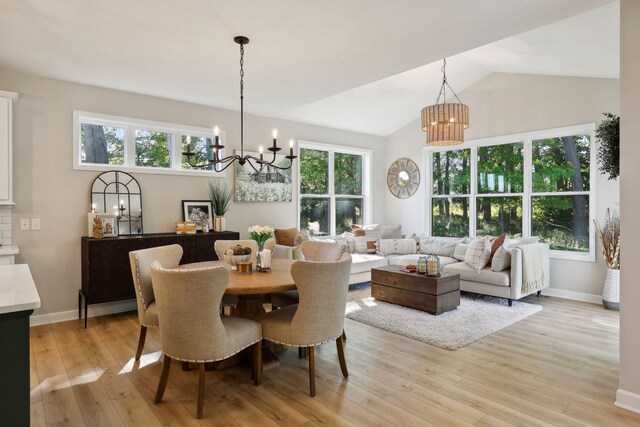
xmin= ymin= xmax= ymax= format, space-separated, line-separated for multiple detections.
xmin=135 ymin=130 xmax=170 ymax=168
xmin=430 ymin=131 xmax=592 ymax=254
xmin=181 ymin=136 xmax=214 ymax=170
xmin=81 ymin=124 xmax=125 ymax=165
xmin=299 ymin=146 xmax=367 ymax=235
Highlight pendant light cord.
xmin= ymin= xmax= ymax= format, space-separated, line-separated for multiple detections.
xmin=240 ymin=42 xmax=245 ymax=156
xmin=435 ymin=58 xmax=464 ymax=105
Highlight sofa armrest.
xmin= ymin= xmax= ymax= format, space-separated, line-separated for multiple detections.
xmin=509 ymin=242 xmax=550 ymax=300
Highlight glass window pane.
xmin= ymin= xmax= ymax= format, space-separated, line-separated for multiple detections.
xmin=432 ymin=149 xmax=471 ymax=195
xmin=300 ymin=148 xmax=329 ymax=194
xmin=135 ymin=130 xmax=171 ymax=168
xmin=532 ymin=135 xmax=590 ymax=192
xmin=300 ymin=197 xmax=330 ymax=235
xmin=81 ymin=124 xmax=125 ymax=165
xmin=476 ymin=197 xmax=522 ymax=237
xmin=336 ymin=198 xmax=363 ymax=234
xmin=182 ymin=135 xmax=214 ymax=170
xmin=532 ymin=195 xmax=589 ymax=252
xmin=431 ymin=197 xmax=469 ymax=237
xmin=477 ymin=143 xmax=524 ymax=194
xmin=335 ymin=153 xmax=363 ymax=195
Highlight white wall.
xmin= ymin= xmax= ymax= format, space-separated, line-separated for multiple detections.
xmin=0 ymin=68 xmax=386 ymax=317
xmin=617 ymin=0 xmax=640 ymax=414
xmin=385 ymin=73 xmax=620 ymax=298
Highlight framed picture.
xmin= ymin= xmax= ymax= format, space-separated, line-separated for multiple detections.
xmin=234 ymin=150 xmax=293 ymax=202
xmin=96 ymin=213 xmax=118 ymax=237
xmin=182 ymin=200 xmax=213 ymax=231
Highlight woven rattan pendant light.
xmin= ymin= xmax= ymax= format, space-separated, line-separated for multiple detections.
xmin=421 ymin=59 xmax=469 ymax=146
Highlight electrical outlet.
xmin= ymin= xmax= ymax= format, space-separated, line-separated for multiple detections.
xmin=20 ymin=219 xmax=29 ymax=231
xmin=31 ymin=218 xmax=41 ymax=231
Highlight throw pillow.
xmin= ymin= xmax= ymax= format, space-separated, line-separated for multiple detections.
xmin=375 ymin=238 xmax=417 ymax=256
xmin=274 ymin=228 xmax=299 ymax=247
xmin=491 ymin=246 xmax=512 ymax=272
xmin=294 ymin=230 xmax=310 ymax=246
xmin=380 ymin=224 xmax=402 ymax=239
xmin=419 ymin=236 xmax=464 ymax=257
xmin=453 ymin=243 xmax=469 ymax=261
xmin=491 ymin=233 xmax=507 ymax=256
xmin=354 ymin=227 xmax=381 ymax=253
xmin=465 ymin=237 xmax=492 ymax=271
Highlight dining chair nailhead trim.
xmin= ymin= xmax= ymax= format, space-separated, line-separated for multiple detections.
xmin=133 ymin=256 xmax=149 ymax=310
xmin=163 ymin=339 xmax=261 ymax=363
xmin=262 ymin=334 xmax=342 ymax=348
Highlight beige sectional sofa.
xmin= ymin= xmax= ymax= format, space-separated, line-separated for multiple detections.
xmin=269 ymin=233 xmax=550 ymax=305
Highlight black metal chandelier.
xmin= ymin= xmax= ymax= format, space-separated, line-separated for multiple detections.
xmin=182 ymin=36 xmax=297 ymax=172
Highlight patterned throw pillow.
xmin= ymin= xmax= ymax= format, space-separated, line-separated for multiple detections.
xmin=354 ymin=227 xmax=381 ymax=254
xmin=465 ymin=237 xmax=492 ymax=271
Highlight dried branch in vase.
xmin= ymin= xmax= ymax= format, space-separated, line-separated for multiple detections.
xmin=594 ymin=208 xmax=620 ymax=270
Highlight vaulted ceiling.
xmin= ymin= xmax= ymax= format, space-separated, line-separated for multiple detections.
xmin=0 ymin=0 xmax=618 ymax=136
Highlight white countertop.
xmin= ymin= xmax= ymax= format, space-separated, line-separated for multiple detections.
xmin=0 ymin=245 xmax=19 ymax=256
xmin=0 ymin=264 xmax=41 ymax=314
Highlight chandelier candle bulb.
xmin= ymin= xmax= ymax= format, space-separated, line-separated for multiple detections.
xmin=259 ymin=145 xmax=264 ymax=161
xmin=289 ymin=139 xmax=294 ymax=156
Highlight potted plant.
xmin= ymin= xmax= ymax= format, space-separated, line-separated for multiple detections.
xmin=594 ymin=208 xmax=620 ymax=310
xmin=208 ymin=180 xmax=232 ymax=232
xmin=595 ymin=113 xmax=620 ymax=181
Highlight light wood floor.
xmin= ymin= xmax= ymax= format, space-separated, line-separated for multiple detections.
xmin=30 ymin=295 xmax=640 ymax=426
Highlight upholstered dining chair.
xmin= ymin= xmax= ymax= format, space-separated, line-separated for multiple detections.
xmin=270 ymin=240 xmax=347 ymax=350
xmin=128 ymin=244 xmax=183 ymax=361
xmin=150 ymin=262 xmax=262 ymax=418
xmin=257 ymin=254 xmax=352 ymax=396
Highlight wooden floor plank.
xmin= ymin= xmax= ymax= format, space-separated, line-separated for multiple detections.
xmin=30 ymin=296 xmax=640 ymax=427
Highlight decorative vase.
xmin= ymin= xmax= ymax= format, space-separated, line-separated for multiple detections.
xmin=214 ymin=216 xmax=225 ymax=232
xmin=602 ymin=268 xmax=620 ymax=311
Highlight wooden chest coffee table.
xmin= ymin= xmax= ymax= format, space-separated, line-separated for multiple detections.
xmin=371 ymin=266 xmax=460 ymax=315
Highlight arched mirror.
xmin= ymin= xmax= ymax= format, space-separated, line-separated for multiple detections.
xmin=387 ymin=158 xmax=420 ymax=199
xmin=91 ymin=171 xmax=143 ymax=235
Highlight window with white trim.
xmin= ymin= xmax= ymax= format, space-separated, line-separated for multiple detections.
xmin=426 ymin=124 xmax=596 ymax=261
xmin=73 ymin=111 xmax=225 ymax=176
xmin=298 ymin=141 xmax=371 ymax=236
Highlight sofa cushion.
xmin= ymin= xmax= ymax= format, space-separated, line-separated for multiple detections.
xmin=491 ymin=246 xmax=511 ymax=272
xmin=443 ymin=262 xmax=510 ymax=287
xmin=453 ymin=243 xmax=469 ymax=261
xmin=419 ymin=236 xmax=464 ymax=257
xmin=491 ymin=233 xmax=507 ymax=255
xmin=354 ymin=227 xmax=381 ymax=254
xmin=351 ymin=253 xmax=389 ymax=274
xmin=388 ymin=255 xmax=458 ymax=268
xmin=376 ymin=238 xmax=417 ymax=256
xmin=380 ymin=224 xmax=402 ymax=239
xmin=274 ymin=228 xmax=299 ymax=247
xmin=465 ymin=237 xmax=492 ymax=271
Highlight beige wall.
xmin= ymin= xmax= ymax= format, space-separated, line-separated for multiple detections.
xmin=618 ymin=0 xmax=640 ymax=411
xmin=0 ymin=68 xmax=386 ymax=316
xmin=385 ymin=73 xmax=620 ymax=297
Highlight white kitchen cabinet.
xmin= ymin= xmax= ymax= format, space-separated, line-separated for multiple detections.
xmin=0 ymin=91 xmax=18 ymax=205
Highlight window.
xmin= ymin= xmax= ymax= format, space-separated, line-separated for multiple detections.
xmin=73 ymin=111 xmax=226 ymax=176
xmin=298 ymin=141 xmax=371 ymax=236
xmin=425 ymin=124 xmax=595 ymax=260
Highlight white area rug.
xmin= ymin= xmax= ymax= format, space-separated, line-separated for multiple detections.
xmin=346 ymin=285 xmax=542 ymax=350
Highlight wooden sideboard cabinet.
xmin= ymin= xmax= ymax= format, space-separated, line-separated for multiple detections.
xmin=80 ymin=231 xmax=239 ymax=327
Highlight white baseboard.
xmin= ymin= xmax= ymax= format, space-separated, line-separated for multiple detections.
xmin=616 ymin=389 xmax=640 ymax=414
xmin=30 ymin=300 xmax=137 ymax=327
xmin=543 ymin=287 xmax=602 ymax=304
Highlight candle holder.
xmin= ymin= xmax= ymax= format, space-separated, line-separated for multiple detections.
xmin=426 ymin=254 xmax=441 ymax=277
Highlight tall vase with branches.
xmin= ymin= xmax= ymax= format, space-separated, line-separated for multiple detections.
xmin=208 ymin=180 xmax=232 ymax=232
xmin=594 ymin=208 xmax=620 ymax=310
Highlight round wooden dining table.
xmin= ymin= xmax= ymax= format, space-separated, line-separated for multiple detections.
xmin=174 ymin=258 xmax=297 ymax=319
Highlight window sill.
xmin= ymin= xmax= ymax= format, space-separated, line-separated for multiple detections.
xmin=548 ymin=249 xmax=595 ymax=263
xmin=73 ymin=163 xmax=226 ymax=178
